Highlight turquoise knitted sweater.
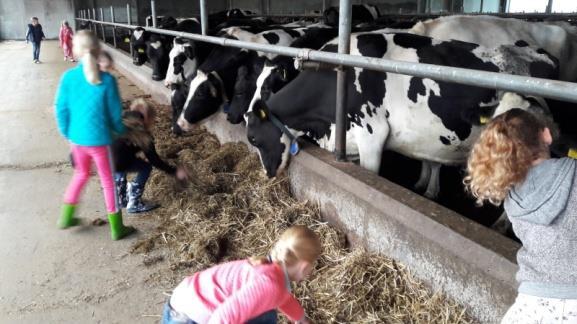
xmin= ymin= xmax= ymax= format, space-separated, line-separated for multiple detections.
xmin=54 ymin=64 xmax=125 ymax=146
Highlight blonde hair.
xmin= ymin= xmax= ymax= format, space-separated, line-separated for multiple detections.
xmin=73 ymin=30 xmax=101 ymax=85
xmin=250 ymin=225 xmax=321 ymax=267
xmin=464 ymin=108 xmax=550 ymax=206
xmin=130 ymin=98 xmax=156 ymax=127
xmin=120 ymin=99 xmax=155 ymax=149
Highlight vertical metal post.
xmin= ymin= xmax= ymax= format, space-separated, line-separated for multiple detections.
xmin=322 ymin=0 xmax=326 ymax=13
xmin=200 ymin=0 xmax=208 ymax=35
xmin=100 ymin=8 xmax=105 ymax=41
xmin=111 ymin=6 xmax=117 ymax=48
xmin=92 ymin=8 xmax=97 ymax=34
xmin=151 ymin=0 xmax=157 ymax=28
xmin=427 ymin=0 xmax=432 ymax=13
xmin=127 ymin=3 xmax=133 ymax=56
xmin=480 ymin=0 xmax=484 ymax=13
xmin=417 ymin=0 xmax=422 ymax=13
xmin=546 ymin=0 xmax=553 ymax=13
xmin=335 ymin=0 xmax=352 ymax=161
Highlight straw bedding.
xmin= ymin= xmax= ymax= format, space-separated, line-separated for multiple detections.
xmin=129 ymin=98 xmax=475 ymax=324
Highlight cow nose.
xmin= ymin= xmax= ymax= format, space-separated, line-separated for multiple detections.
xmin=164 ymin=80 xmax=172 ymax=87
xmin=177 ymin=115 xmax=191 ymax=132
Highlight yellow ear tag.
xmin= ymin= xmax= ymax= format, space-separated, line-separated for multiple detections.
xmin=137 ymin=48 xmax=145 ymax=53
xmin=480 ymin=116 xmax=489 ymax=125
xmin=259 ymin=110 xmax=267 ymax=119
xmin=568 ymin=148 xmax=577 ymax=159
xmin=124 ymin=37 xmax=130 ymax=43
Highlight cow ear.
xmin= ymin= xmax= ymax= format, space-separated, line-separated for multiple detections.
xmin=184 ymin=44 xmax=195 ymax=59
xmin=253 ymin=99 xmax=270 ymax=121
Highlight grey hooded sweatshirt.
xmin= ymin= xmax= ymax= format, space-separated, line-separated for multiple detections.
xmin=504 ymin=157 xmax=577 ymax=299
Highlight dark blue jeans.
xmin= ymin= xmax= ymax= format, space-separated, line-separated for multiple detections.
xmin=116 ymin=158 xmax=152 ymax=188
xmin=161 ymin=302 xmax=277 ymax=324
xmin=32 ymin=41 xmax=41 ymax=60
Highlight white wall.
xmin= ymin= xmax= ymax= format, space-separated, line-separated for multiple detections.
xmin=0 ymin=0 xmax=75 ymax=40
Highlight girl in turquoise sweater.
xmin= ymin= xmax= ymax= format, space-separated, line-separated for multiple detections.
xmin=54 ymin=30 xmax=134 ymax=240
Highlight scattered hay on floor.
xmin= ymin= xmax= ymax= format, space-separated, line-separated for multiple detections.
xmin=129 ymin=99 xmax=475 ymax=324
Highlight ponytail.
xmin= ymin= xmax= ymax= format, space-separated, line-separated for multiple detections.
xmin=73 ymin=30 xmax=101 ymax=85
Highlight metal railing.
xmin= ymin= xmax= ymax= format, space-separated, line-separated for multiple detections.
xmin=76 ymin=1 xmax=577 ymax=160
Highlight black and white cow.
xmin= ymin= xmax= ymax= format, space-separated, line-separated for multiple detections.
xmin=130 ymin=18 xmax=201 ymax=80
xmin=409 ymin=15 xmax=577 ymax=82
xmin=323 ymin=4 xmax=380 ymax=27
xmin=175 ymin=27 xmax=300 ymax=132
xmin=226 ymin=26 xmax=339 ymax=124
xmin=244 ymin=32 xmax=558 ymax=178
xmin=148 ymin=19 xmax=202 ymax=81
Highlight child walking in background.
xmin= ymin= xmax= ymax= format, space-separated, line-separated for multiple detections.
xmin=164 ymin=225 xmax=320 ymax=324
xmin=465 ymin=109 xmax=577 ymax=324
xmin=26 ymin=17 xmax=45 ymax=63
xmin=113 ymin=99 xmax=188 ymax=213
xmin=59 ymin=20 xmax=74 ymax=62
xmin=54 ymin=30 xmax=135 ymax=241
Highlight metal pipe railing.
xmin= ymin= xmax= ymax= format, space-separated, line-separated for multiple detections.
xmin=111 ymin=6 xmax=117 ymax=48
xmin=74 ymin=17 xmax=577 ymax=104
xmin=92 ymin=8 xmax=97 ymax=34
xmin=99 ymin=8 xmax=105 ymax=41
xmin=335 ymin=0 xmax=352 ymax=161
xmin=200 ymin=0 xmax=208 ymax=35
xmin=151 ymin=0 xmax=157 ymax=28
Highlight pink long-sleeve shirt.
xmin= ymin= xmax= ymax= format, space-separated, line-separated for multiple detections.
xmin=170 ymin=259 xmax=305 ymax=324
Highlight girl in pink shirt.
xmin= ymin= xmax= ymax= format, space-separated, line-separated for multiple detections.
xmin=163 ymin=225 xmax=321 ymax=324
xmin=59 ymin=20 xmax=74 ymax=61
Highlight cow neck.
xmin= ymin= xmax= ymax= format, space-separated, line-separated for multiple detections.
xmin=209 ymin=71 xmax=228 ymax=104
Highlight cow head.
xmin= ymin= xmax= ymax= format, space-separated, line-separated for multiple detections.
xmin=246 ymin=99 xmax=293 ymax=178
xmin=165 ymin=38 xmax=197 ymax=87
xmin=227 ymin=66 xmax=252 ymax=124
xmin=131 ymin=27 xmax=148 ymax=66
xmin=147 ymin=34 xmax=171 ymax=81
xmin=177 ymin=71 xmax=224 ymax=132
xmin=241 ymin=60 xmax=294 ymax=124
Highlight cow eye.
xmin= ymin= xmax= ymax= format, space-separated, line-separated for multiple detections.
xmin=249 ymin=136 xmax=257 ymax=145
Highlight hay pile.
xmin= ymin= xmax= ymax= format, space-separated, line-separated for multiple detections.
xmin=130 ymin=98 xmax=475 ymax=324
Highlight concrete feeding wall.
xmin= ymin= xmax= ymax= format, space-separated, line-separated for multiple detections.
xmin=0 ymin=0 xmax=75 ymax=40
xmin=104 ymin=42 xmax=520 ymax=324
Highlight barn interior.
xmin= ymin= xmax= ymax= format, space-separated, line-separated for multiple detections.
xmin=1 ymin=0 xmax=577 ymax=323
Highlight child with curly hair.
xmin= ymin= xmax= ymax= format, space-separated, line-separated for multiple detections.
xmin=465 ymin=108 xmax=577 ymax=323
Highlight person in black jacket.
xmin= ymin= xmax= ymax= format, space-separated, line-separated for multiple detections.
xmin=113 ymin=99 xmax=188 ymax=213
xmin=26 ymin=17 xmax=45 ymax=63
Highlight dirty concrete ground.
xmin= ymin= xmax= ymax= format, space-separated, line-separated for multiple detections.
xmin=0 ymin=41 xmax=168 ymax=323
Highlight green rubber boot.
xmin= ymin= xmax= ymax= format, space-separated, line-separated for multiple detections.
xmin=58 ymin=204 xmax=79 ymax=229
xmin=108 ymin=211 xmax=136 ymax=240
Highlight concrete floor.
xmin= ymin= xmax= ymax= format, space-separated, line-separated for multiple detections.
xmin=0 ymin=41 xmax=165 ymax=323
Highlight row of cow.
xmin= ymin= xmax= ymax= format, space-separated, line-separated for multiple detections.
xmin=121 ymin=9 xmax=577 ymax=230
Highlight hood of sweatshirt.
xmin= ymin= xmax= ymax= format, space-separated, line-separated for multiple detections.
xmin=504 ymin=158 xmax=576 ymax=225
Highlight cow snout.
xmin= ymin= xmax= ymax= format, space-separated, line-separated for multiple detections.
xmin=177 ymin=115 xmax=193 ymax=132
xmin=164 ymin=79 xmax=172 ymax=88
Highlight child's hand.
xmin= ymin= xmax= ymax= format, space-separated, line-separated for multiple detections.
xmin=296 ymin=317 xmax=311 ymax=324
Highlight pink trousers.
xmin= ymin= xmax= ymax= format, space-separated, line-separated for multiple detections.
xmin=64 ymin=145 xmax=118 ymax=213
